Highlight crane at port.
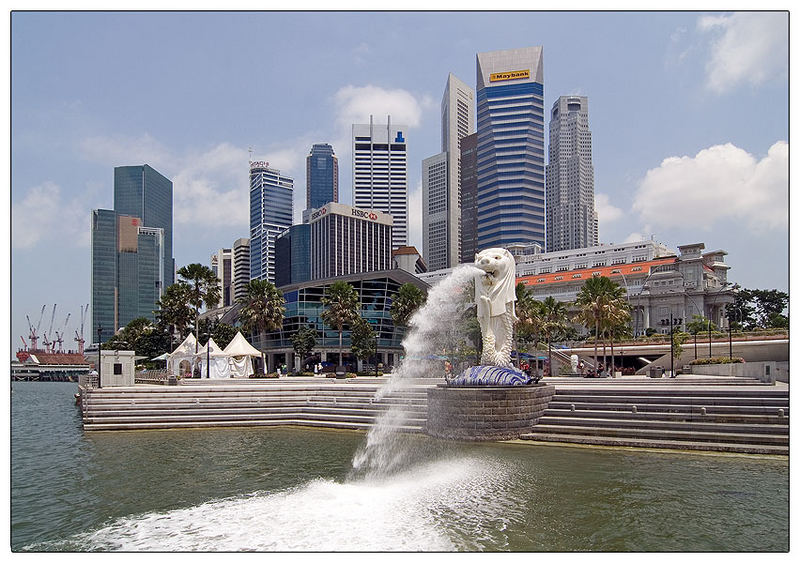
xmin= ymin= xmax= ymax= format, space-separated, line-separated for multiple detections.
xmin=27 ymin=304 xmax=46 ymax=351
xmin=54 ymin=312 xmax=71 ymax=353
xmin=46 ymin=304 xmax=57 ymax=353
xmin=74 ymin=304 xmax=88 ymax=355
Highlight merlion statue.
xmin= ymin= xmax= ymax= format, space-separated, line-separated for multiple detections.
xmin=448 ymin=247 xmax=532 ymax=386
xmin=474 ymin=247 xmax=518 ymax=368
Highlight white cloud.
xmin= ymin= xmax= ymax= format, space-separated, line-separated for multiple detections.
xmin=79 ymin=134 xmax=255 ymax=230
xmin=595 ymin=192 xmax=623 ymax=225
xmin=698 ymin=12 xmax=788 ymax=93
xmin=623 ymin=232 xmax=647 ymax=244
xmin=12 ymin=181 xmax=89 ymax=249
xmin=334 ymin=84 xmax=428 ymax=129
xmin=632 ymin=141 xmax=787 ymax=233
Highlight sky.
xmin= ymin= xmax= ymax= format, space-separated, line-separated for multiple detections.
xmin=7 ymin=9 xmax=790 ymax=352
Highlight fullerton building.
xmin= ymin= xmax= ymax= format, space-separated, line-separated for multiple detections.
xmin=308 ymin=201 xmax=393 ymax=280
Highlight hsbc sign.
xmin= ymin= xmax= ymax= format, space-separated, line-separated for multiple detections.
xmin=352 ymin=208 xmax=379 ymax=221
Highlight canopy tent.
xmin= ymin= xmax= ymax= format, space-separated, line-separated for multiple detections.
xmin=193 ymin=337 xmax=231 ymax=379
xmin=167 ymin=333 xmax=197 ymax=377
xmin=151 ymin=353 xmax=170 ymax=361
xmin=223 ymin=332 xmax=263 ymax=378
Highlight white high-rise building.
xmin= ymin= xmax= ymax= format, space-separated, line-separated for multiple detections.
xmin=423 ymin=74 xmax=475 ymax=271
xmin=545 ymin=96 xmax=598 ymax=252
xmin=352 ymin=116 xmax=408 ymax=249
xmin=210 ymin=247 xmax=233 ymax=308
xmin=232 ymin=237 xmax=250 ymax=303
xmin=249 ymin=161 xmax=293 ymax=283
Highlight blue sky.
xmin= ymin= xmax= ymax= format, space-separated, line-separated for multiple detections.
xmin=8 ymin=10 xmax=789 ymax=350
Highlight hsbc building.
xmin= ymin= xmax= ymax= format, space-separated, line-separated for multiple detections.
xmin=308 ymin=201 xmax=393 ymax=281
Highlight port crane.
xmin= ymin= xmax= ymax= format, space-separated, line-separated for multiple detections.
xmin=43 ymin=304 xmax=57 ymax=353
xmin=74 ymin=304 xmax=88 ymax=355
xmin=26 ymin=304 xmax=46 ymax=351
xmin=54 ymin=312 xmax=71 ymax=353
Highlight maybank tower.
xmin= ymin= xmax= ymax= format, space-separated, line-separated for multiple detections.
xmin=476 ymin=46 xmax=545 ymax=250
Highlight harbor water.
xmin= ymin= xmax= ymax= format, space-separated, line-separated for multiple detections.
xmin=11 ymin=381 xmax=789 ymax=552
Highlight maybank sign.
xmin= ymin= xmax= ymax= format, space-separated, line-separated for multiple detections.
xmin=489 ymin=69 xmax=530 ymax=82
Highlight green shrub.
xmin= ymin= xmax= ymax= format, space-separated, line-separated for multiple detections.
xmin=689 ymin=357 xmax=744 ymax=365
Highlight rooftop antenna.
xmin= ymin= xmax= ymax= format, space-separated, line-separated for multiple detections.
xmin=248 ymin=146 xmax=254 ymax=164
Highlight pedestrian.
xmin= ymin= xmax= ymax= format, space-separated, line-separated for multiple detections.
xmin=579 ymin=360 xmax=585 ymax=377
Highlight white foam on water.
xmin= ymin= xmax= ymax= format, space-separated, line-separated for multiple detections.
xmin=53 ymin=455 xmax=521 ymax=552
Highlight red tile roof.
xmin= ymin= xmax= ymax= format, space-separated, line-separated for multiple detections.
xmin=517 ymin=256 xmax=676 ymax=287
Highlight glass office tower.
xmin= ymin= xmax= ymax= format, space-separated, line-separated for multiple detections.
xmin=475 ymin=46 xmax=545 ymax=250
xmin=306 ymin=143 xmax=338 ymax=211
xmin=91 ymin=165 xmax=173 ymax=343
xmin=114 ymin=164 xmax=174 ymax=286
xmin=249 ymin=161 xmax=293 ymax=283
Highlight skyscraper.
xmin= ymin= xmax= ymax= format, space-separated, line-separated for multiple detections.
xmin=249 ymin=160 xmax=293 ymax=283
xmin=232 ymin=237 xmax=251 ymax=303
xmin=352 ymin=115 xmax=408 ymax=249
xmin=423 ymin=74 xmax=475 ymax=270
xmin=91 ymin=164 xmax=173 ymax=343
xmin=546 ymin=95 xmax=598 ymax=252
xmin=210 ymin=247 xmax=233 ymax=308
xmin=475 ymin=46 xmax=545 ymax=250
xmin=306 ymin=143 xmax=338 ymax=212
xmin=459 ymin=132 xmax=479 ymax=264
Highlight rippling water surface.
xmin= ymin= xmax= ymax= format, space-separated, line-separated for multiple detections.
xmin=11 ymin=381 xmax=788 ymax=552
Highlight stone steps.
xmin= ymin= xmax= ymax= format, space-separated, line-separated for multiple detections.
xmin=81 ymin=385 xmax=428 ymax=432
xmin=520 ymin=386 xmax=789 ymax=454
xmin=517 ymin=433 xmax=788 ymax=455
xmin=544 ymin=407 xmax=787 ymax=425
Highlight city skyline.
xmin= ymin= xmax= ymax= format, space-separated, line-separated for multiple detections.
xmin=9 ymin=11 xmax=789 ymax=348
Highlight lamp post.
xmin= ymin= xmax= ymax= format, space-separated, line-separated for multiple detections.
xmin=669 ymin=312 xmax=674 ymax=378
xmin=206 ymin=334 xmax=210 ymax=379
xmin=97 ymin=325 xmax=102 ymax=388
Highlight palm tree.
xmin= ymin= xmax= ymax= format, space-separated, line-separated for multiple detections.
xmin=177 ymin=263 xmax=222 ymax=352
xmin=540 ymin=296 xmax=570 ymax=376
xmin=604 ymin=299 xmax=631 ymax=376
xmin=574 ymin=276 xmax=627 ymax=375
xmin=155 ymin=282 xmax=194 ymax=344
xmin=238 ymin=279 xmax=286 ymax=369
xmin=515 ymin=283 xmax=543 ymax=368
xmin=321 ymin=281 xmax=360 ymax=369
xmin=390 ymin=283 xmax=427 ymax=328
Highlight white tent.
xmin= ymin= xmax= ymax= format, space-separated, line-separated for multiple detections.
xmin=167 ymin=333 xmax=197 ymax=377
xmin=223 ymin=332 xmax=263 ymax=378
xmin=193 ymin=337 xmax=231 ymax=379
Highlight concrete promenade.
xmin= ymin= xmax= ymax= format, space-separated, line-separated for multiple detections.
xmin=78 ymin=374 xmax=788 ymax=455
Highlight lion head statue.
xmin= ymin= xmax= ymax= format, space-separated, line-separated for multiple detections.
xmin=474 ymin=247 xmax=517 ymax=318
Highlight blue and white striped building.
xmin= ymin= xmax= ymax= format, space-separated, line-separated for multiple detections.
xmin=475 ymin=46 xmax=546 ymax=250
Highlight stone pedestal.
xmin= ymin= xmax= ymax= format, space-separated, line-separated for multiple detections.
xmin=426 ymin=384 xmax=555 ymax=441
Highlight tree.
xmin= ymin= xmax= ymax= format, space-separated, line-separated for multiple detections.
xmin=238 ymin=279 xmax=286 ymax=352
xmin=291 ymin=325 xmax=318 ymax=371
xmin=750 ymin=289 xmax=788 ymax=328
xmin=686 ymin=314 xmax=716 ymax=335
xmin=604 ymin=298 xmax=631 ymax=376
xmin=197 ymin=317 xmax=239 ymax=350
xmin=350 ymin=317 xmax=377 ymax=371
xmin=390 ymin=283 xmax=427 ymax=328
xmin=321 ymin=281 xmax=360 ymax=369
xmin=177 ymin=263 xmax=222 ymax=352
xmin=540 ymin=296 xmax=569 ymax=376
xmin=574 ymin=276 xmax=627 ymax=374
xmin=155 ymin=282 xmax=194 ymax=343
xmin=515 ymin=283 xmax=543 ymax=360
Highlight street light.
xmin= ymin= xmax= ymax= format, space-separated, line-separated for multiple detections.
xmin=97 ymin=325 xmax=102 ymax=388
